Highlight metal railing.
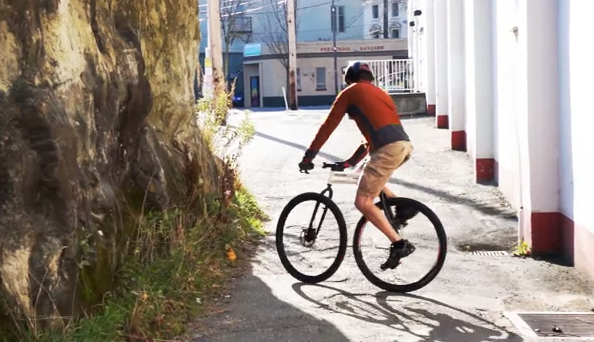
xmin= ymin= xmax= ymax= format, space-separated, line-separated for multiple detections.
xmin=348 ymin=59 xmax=416 ymax=93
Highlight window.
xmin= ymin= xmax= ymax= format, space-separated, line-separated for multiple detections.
xmin=316 ymin=67 xmax=326 ymax=90
xmin=372 ymin=5 xmax=379 ymax=19
xmin=391 ymin=2 xmax=399 ymax=17
xmin=391 ymin=28 xmax=400 ymax=38
xmin=296 ymin=68 xmax=301 ymax=91
xmin=370 ymin=25 xmax=381 ymax=39
xmin=331 ymin=6 xmax=346 ymax=33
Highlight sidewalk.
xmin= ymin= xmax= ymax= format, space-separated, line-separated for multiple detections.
xmin=193 ymin=112 xmax=594 ymax=342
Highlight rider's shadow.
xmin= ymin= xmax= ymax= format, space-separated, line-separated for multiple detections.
xmin=293 ymin=284 xmax=420 ymax=336
xmin=408 ymin=307 xmax=511 ymax=342
xmin=292 ymin=283 xmax=524 ymax=342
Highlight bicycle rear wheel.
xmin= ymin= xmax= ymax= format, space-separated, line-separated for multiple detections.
xmin=276 ymin=192 xmax=348 ymax=283
xmin=353 ymin=197 xmax=447 ymax=292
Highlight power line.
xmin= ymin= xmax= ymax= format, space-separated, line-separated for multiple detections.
xmin=201 ymin=0 xmax=349 ymax=16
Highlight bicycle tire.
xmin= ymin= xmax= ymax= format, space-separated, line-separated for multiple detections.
xmin=276 ymin=192 xmax=348 ymax=283
xmin=353 ymin=197 xmax=447 ymax=293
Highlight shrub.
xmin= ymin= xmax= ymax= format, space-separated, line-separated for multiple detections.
xmin=7 ymin=88 xmax=266 ymax=342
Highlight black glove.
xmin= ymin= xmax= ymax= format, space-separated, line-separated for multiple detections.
xmin=299 ymin=157 xmax=314 ymax=173
xmin=328 ymin=161 xmax=350 ymax=172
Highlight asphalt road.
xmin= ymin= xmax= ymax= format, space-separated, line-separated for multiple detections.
xmin=192 ymin=109 xmax=594 ymax=342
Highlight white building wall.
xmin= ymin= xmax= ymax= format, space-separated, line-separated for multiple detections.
xmin=491 ymin=0 xmax=521 ymax=208
xmin=414 ymin=0 xmax=594 ymax=277
xmin=446 ymin=0 xmax=465 ymax=139
xmin=463 ymin=0 xmax=494 ymax=167
xmin=557 ymin=0 xmax=594 ymax=231
xmin=363 ymin=0 xmax=409 ymax=40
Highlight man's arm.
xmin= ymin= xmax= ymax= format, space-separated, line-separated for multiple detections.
xmin=345 ymin=139 xmax=369 ymax=166
xmin=303 ymin=90 xmax=350 ymax=160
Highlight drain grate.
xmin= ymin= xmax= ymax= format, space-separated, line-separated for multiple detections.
xmin=468 ymin=250 xmax=509 ymax=256
xmin=506 ymin=312 xmax=594 ymax=339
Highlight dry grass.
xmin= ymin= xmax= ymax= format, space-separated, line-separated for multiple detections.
xmin=5 ymin=89 xmax=266 ymax=342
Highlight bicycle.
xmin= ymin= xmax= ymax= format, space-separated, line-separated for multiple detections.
xmin=275 ymin=158 xmax=448 ymax=293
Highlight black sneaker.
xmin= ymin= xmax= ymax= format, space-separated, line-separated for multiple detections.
xmin=380 ymin=239 xmax=416 ymax=270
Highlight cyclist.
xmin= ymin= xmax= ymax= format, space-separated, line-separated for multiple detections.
xmin=298 ymin=61 xmax=418 ymax=270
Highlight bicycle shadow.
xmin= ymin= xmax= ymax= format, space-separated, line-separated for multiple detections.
xmin=291 ymin=283 xmax=524 ymax=342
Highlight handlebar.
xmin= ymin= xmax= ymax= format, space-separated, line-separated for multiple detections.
xmin=322 ymin=162 xmax=346 ymax=172
xmin=300 ymin=161 xmax=347 ymax=174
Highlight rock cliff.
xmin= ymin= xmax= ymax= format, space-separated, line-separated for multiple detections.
xmin=0 ymin=0 xmax=216 ymax=331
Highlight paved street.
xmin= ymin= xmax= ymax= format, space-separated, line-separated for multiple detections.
xmin=193 ymin=109 xmax=594 ymax=342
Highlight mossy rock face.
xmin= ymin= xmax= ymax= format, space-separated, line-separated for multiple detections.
xmin=0 ymin=0 xmax=218 ymax=332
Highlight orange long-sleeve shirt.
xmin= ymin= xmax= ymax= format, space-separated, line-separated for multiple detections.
xmin=305 ymin=81 xmax=410 ymax=161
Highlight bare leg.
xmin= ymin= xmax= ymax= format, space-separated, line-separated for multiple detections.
xmin=355 ymin=193 xmax=401 ymax=243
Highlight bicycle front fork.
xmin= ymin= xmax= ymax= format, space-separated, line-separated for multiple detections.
xmin=303 ymin=185 xmax=334 ymax=245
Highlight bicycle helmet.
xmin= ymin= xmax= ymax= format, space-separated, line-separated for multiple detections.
xmin=344 ymin=61 xmax=375 ymax=85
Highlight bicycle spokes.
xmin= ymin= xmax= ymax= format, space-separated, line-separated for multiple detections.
xmin=276 ymin=193 xmax=348 ymax=282
xmin=353 ymin=197 xmax=447 ymax=293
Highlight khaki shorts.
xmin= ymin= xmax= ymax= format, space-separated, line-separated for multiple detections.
xmin=357 ymin=141 xmax=413 ymax=197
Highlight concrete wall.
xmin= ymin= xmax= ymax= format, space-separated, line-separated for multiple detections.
xmin=492 ymin=0 xmax=521 ymax=209
xmin=390 ymin=93 xmax=427 ymax=116
xmin=415 ymin=0 xmax=594 ymax=280
xmin=557 ymin=0 xmax=594 ymax=279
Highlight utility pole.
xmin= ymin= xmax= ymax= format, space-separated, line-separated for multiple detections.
xmin=287 ymin=0 xmax=298 ymax=110
xmin=383 ymin=0 xmax=389 ymax=38
xmin=331 ymin=1 xmax=339 ymax=94
xmin=207 ymin=0 xmax=226 ymax=97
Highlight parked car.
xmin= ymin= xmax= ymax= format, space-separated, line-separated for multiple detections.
xmin=232 ymin=92 xmax=244 ymax=108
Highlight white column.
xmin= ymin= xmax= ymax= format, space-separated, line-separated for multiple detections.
xmin=424 ymin=0 xmax=436 ymax=115
xmin=408 ymin=0 xmax=414 ymax=57
xmin=464 ymin=0 xmax=495 ymax=182
xmin=434 ymin=0 xmax=449 ymax=128
xmin=446 ymin=0 xmax=466 ymax=150
xmin=517 ymin=0 xmax=560 ymax=253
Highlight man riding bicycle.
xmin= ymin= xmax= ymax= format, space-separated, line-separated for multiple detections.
xmin=298 ymin=61 xmax=418 ymax=270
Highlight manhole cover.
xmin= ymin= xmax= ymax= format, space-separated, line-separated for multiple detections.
xmin=506 ymin=312 xmax=594 ymax=339
xmin=468 ymin=251 xmax=509 ymax=256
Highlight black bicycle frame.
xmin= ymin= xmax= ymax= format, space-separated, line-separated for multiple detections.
xmin=311 ymin=183 xmax=396 ymax=235
xmin=379 ymin=191 xmax=395 ymax=223
xmin=307 ymin=184 xmax=334 ymax=234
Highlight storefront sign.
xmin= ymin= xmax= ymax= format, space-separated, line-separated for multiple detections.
xmin=319 ymin=45 xmax=386 ymax=52
xmin=359 ymin=45 xmax=385 ymax=51
xmin=244 ymin=43 xmax=262 ymax=57
xmin=320 ymin=47 xmax=352 ymax=52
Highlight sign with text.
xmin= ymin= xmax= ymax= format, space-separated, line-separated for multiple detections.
xmin=318 ymin=45 xmax=386 ymax=53
xmin=243 ymin=43 xmax=262 ymax=57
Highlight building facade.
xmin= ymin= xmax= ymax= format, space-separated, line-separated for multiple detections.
xmin=242 ymin=39 xmax=408 ymax=108
xmin=197 ymin=0 xmax=409 ymax=99
xmin=411 ymin=0 xmax=594 ymax=281
xmin=363 ymin=0 xmax=409 ymax=40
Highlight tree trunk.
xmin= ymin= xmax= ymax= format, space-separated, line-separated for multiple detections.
xmin=0 ymin=0 xmax=219 ymax=332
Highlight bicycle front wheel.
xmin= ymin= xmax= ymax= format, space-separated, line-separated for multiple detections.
xmin=276 ymin=192 xmax=348 ymax=283
xmin=353 ymin=197 xmax=447 ymax=293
